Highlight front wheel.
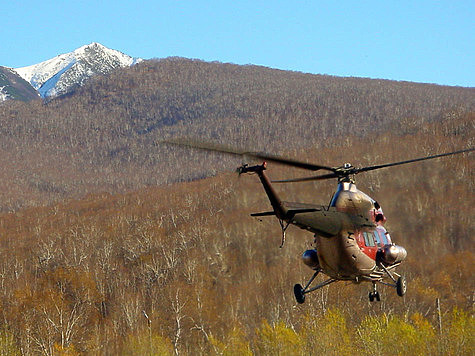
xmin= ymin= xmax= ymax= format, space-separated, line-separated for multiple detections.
xmin=396 ymin=276 xmax=407 ymax=296
xmin=294 ymin=284 xmax=305 ymax=304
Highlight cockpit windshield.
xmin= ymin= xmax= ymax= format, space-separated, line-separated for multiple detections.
xmin=373 ymin=231 xmax=381 ymax=245
xmin=376 ymin=226 xmax=391 ymax=245
xmin=363 ymin=232 xmax=375 ymax=247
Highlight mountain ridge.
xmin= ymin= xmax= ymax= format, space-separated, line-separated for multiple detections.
xmin=12 ymin=42 xmax=142 ymax=98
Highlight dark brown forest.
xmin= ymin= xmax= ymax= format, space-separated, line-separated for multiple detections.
xmin=0 ymin=58 xmax=474 ymax=211
xmin=0 ymin=59 xmax=473 ymax=354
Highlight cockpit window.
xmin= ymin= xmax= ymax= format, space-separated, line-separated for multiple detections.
xmin=373 ymin=231 xmax=381 ymax=245
xmin=363 ymin=232 xmax=375 ymax=247
xmin=380 ymin=231 xmax=388 ymax=245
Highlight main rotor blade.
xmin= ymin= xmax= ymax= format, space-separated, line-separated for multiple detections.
xmin=272 ymin=173 xmax=339 ymax=183
xmin=355 ymin=147 xmax=474 ymax=174
xmin=273 ymin=147 xmax=474 ymax=183
xmin=163 ymin=139 xmax=335 ymax=172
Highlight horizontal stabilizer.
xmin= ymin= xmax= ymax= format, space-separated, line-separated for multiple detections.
xmin=282 ymin=201 xmax=324 ymax=210
xmin=288 ymin=208 xmax=320 ymax=215
xmin=251 ymin=211 xmax=276 ymax=217
xmin=251 ymin=208 xmax=320 ymax=218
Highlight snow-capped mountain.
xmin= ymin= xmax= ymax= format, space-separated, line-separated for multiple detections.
xmin=14 ymin=43 xmax=142 ymax=98
xmin=0 ymin=66 xmax=39 ymax=102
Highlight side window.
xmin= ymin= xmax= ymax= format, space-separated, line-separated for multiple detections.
xmin=363 ymin=232 xmax=375 ymax=247
xmin=373 ymin=231 xmax=381 ymax=246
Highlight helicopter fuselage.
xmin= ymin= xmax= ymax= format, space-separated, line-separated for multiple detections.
xmin=164 ymin=139 xmax=472 ymax=302
xmin=249 ymin=164 xmax=404 ymax=281
xmin=290 ymin=182 xmax=383 ymax=280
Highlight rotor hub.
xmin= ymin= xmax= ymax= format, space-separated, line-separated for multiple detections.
xmin=334 ymin=163 xmax=357 ymax=183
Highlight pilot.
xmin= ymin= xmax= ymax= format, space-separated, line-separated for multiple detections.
xmin=373 ymin=201 xmax=386 ymax=225
xmin=374 ymin=201 xmax=392 ymax=244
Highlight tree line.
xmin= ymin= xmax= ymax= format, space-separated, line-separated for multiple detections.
xmin=0 ymin=113 xmax=472 ymax=354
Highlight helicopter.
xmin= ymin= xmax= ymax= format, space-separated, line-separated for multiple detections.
xmin=164 ymin=139 xmax=473 ymax=303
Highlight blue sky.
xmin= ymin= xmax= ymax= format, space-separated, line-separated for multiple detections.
xmin=2 ymin=1 xmax=474 ymax=87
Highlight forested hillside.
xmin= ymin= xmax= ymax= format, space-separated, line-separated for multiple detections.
xmin=0 ymin=58 xmax=474 ymax=211
xmin=0 ymin=58 xmax=473 ymax=354
xmin=0 ymin=111 xmax=472 ymax=354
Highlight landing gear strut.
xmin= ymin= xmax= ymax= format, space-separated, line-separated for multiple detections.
xmin=367 ymin=263 xmax=407 ymax=301
xmin=293 ymin=269 xmax=336 ymax=304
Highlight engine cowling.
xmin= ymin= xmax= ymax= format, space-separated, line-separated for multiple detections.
xmin=302 ymin=249 xmax=320 ymax=269
xmin=379 ymin=244 xmax=407 ymax=264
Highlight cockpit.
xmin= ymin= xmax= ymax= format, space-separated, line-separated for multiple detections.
xmin=362 ymin=226 xmax=392 ymax=248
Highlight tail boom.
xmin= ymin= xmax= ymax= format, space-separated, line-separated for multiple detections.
xmin=240 ymin=162 xmax=287 ymax=220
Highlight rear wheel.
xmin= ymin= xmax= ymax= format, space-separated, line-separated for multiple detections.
xmin=294 ymin=284 xmax=305 ymax=304
xmin=375 ymin=291 xmax=381 ymax=301
xmin=369 ymin=291 xmax=380 ymax=302
xmin=396 ymin=276 xmax=407 ymax=296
